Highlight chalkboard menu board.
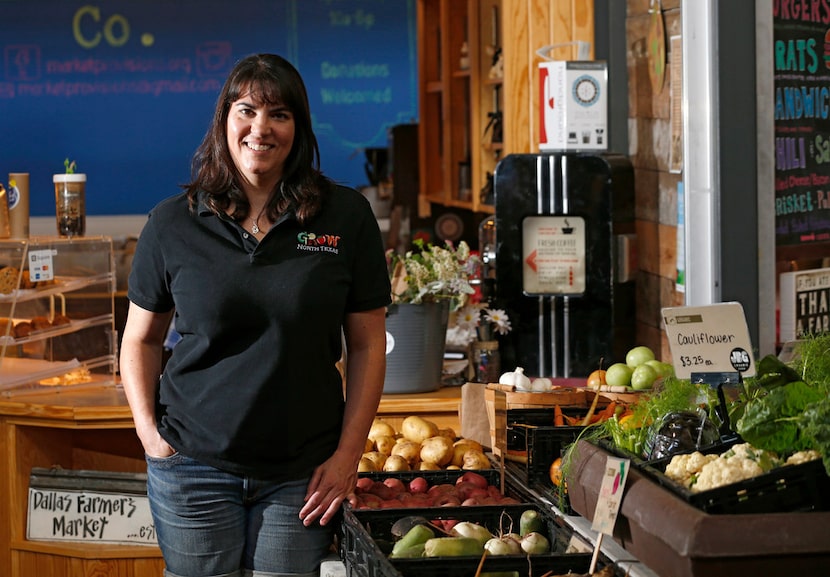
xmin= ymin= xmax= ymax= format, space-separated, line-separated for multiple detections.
xmin=0 ymin=0 xmax=416 ymax=216
xmin=774 ymin=5 xmax=830 ymax=249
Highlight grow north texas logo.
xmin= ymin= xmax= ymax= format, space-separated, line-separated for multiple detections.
xmin=296 ymin=231 xmax=341 ymax=254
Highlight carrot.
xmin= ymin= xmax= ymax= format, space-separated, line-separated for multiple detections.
xmin=553 ymin=404 xmax=564 ymax=427
xmin=590 ymin=401 xmax=617 ymax=425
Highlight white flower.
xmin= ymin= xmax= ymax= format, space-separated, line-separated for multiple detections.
xmin=484 ymin=308 xmax=512 ymax=335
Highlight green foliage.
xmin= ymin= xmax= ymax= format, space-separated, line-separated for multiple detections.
xmin=730 ymin=335 xmax=830 ymax=475
xmin=800 ymin=397 xmax=830 ymax=476
xmin=64 ymin=158 xmax=77 ymax=174
xmin=735 ymin=380 xmax=822 ymax=454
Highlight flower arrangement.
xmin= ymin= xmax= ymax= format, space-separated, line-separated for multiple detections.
xmin=387 ymin=239 xmax=478 ymax=311
xmin=448 ymin=303 xmax=512 ymax=346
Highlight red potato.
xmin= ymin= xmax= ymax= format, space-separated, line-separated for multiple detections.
xmin=368 ymin=481 xmax=396 ymax=501
xmin=382 ymin=477 xmax=407 ymax=495
xmin=408 ymin=476 xmax=429 ymax=494
xmin=462 ymin=497 xmax=482 ymax=506
xmin=454 ymin=481 xmax=484 ymax=501
xmin=487 ymin=485 xmax=502 ymax=499
xmin=356 ymin=493 xmax=382 ymax=509
xmin=433 ymin=494 xmax=462 ymax=507
xmin=456 ymin=471 xmax=489 ymax=489
xmin=427 ymin=483 xmax=457 ymax=497
xmin=355 ymin=477 xmax=374 ymax=493
xmin=380 ymin=499 xmax=404 ymax=509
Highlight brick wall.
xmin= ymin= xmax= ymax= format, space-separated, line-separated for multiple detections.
xmin=626 ymin=0 xmax=683 ymax=362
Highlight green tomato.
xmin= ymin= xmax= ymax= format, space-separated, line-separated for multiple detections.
xmin=645 ymin=359 xmax=673 ymax=378
xmin=626 ymin=345 xmax=656 ymax=368
xmin=630 ymin=364 xmax=658 ymax=390
xmin=605 ymin=363 xmax=633 ymax=387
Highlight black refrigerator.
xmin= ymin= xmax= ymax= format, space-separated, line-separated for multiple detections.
xmin=493 ymin=152 xmax=636 ymax=378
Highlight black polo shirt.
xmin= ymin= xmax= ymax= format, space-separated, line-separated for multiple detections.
xmin=127 ymin=186 xmax=391 ymax=479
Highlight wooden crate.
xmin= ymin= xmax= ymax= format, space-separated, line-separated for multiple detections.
xmin=484 ymin=382 xmax=643 ymax=459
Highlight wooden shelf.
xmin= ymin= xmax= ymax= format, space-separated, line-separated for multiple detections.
xmin=417 ymin=0 xmax=504 ymax=216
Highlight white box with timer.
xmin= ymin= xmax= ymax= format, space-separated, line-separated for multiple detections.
xmin=539 ymin=60 xmax=608 ymax=151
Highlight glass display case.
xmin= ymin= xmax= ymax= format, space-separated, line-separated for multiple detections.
xmin=0 ymin=236 xmax=116 ymax=395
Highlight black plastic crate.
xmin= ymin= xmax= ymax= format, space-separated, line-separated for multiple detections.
xmin=640 ymin=442 xmax=830 ymax=514
xmin=357 ymin=468 xmax=500 ymax=486
xmin=340 ymin=503 xmax=596 ymax=577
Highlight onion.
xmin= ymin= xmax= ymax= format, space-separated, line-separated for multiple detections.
xmin=520 ymin=532 xmax=550 ymax=554
xmin=450 ymin=521 xmax=494 ymax=545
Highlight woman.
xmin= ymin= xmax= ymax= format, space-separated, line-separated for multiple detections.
xmin=119 ymin=53 xmax=391 ymax=577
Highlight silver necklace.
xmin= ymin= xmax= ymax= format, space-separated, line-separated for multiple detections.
xmin=250 ymin=207 xmax=266 ymax=234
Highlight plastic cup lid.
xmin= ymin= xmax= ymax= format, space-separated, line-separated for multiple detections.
xmin=53 ymin=173 xmax=86 ymax=183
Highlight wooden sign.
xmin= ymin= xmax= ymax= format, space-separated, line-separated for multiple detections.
xmin=28 ymin=468 xmax=157 ymax=546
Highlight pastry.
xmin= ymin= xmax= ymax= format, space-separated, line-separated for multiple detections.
xmin=0 ymin=266 xmax=19 ymax=294
xmin=13 ymin=321 xmax=32 ymax=338
xmin=31 ymin=316 xmax=51 ymax=331
xmin=51 ymin=314 xmax=71 ymax=326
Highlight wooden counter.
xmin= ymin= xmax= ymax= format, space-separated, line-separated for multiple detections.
xmin=0 ymin=383 xmax=462 ymax=577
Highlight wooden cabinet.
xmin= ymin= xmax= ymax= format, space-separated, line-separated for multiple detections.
xmin=0 ymin=386 xmax=460 ymax=577
xmin=0 ymin=387 xmax=163 ymax=577
xmin=417 ymin=0 xmax=502 ymax=216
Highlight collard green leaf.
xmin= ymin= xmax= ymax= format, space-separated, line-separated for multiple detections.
xmin=735 ymin=380 xmax=823 ymax=454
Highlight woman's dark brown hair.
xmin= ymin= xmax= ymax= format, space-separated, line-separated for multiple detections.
xmin=183 ymin=53 xmax=332 ymax=223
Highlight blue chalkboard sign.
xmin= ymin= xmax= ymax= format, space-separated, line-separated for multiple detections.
xmin=0 ymin=0 xmax=417 ymax=216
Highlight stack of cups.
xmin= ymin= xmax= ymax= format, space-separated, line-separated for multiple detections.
xmin=7 ymin=173 xmax=29 ymax=238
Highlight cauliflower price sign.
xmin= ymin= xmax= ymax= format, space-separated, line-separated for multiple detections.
xmin=662 ymin=302 xmax=756 ymax=380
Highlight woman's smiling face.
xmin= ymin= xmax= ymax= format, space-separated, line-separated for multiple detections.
xmin=227 ymin=90 xmax=295 ymax=191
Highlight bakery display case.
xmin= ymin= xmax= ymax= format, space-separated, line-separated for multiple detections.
xmin=0 ymin=236 xmax=117 ymax=395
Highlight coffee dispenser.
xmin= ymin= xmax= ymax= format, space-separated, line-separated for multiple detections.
xmin=493 ymin=152 xmax=636 ymax=378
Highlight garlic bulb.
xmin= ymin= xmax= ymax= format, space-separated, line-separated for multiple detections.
xmin=498 ymin=367 xmax=532 ymax=391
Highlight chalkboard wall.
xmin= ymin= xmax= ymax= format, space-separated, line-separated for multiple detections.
xmin=0 ymin=0 xmax=417 ymax=216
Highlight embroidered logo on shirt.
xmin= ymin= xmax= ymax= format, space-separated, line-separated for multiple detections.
xmin=297 ymin=231 xmax=341 ymax=254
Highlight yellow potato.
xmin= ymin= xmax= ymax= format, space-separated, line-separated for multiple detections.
xmin=368 ymin=419 xmax=397 ymax=442
xmin=357 ymin=457 xmax=377 ymax=472
xmin=401 ymin=415 xmax=439 ymax=444
xmin=391 ymin=439 xmax=421 ymax=468
xmin=420 ymin=435 xmax=454 ymax=467
xmin=374 ymin=435 xmax=396 ymax=455
xmin=437 ymin=427 xmax=457 ymax=440
xmin=462 ymin=449 xmax=491 ymax=470
xmin=364 ymin=438 xmax=374 ymax=453
xmin=419 ymin=461 xmax=441 ymax=471
xmin=451 ymin=439 xmax=484 ymax=467
xmin=382 ymin=454 xmax=411 ymax=472
xmin=362 ymin=451 xmax=387 ymax=471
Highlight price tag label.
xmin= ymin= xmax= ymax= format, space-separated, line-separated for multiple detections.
xmin=662 ymin=302 xmax=756 ymax=379
xmin=28 ymin=249 xmax=56 ymax=282
xmin=590 ymin=456 xmax=629 ymax=536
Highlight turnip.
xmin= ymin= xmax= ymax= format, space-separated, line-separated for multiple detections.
xmin=450 ymin=521 xmax=493 ymax=545
xmin=484 ymin=535 xmax=522 ymax=555
xmin=520 ymin=531 xmax=550 ymax=554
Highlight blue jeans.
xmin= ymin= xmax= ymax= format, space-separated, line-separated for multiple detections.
xmin=146 ymin=453 xmax=334 ymax=577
